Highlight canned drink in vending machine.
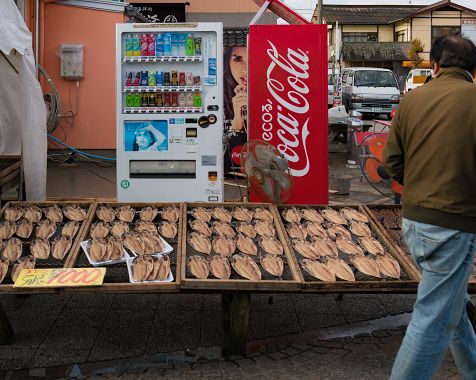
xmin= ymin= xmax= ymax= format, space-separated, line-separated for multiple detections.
xmin=133 ymin=72 xmax=141 ymax=86
xmin=140 ymin=34 xmax=148 ymax=56
xmin=163 ymin=72 xmax=170 ymax=86
xmin=141 ymin=71 xmax=148 ymax=86
xmin=171 ymin=93 xmax=178 ymax=107
xmin=132 ymin=33 xmax=141 ymax=56
xmin=148 ymin=71 xmax=156 ymax=86
xmin=125 ymin=72 xmax=133 ymax=86
xmin=155 ymin=33 xmax=164 ymax=56
xmin=171 ymin=71 xmax=178 ymax=86
xmin=147 ymin=33 xmax=155 ymax=56
xmin=178 ymin=93 xmax=186 ymax=107
xmin=186 ymin=93 xmax=194 ymax=107
xmin=164 ymin=93 xmax=171 ymax=107
xmin=156 ymin=93 xmax=164 ymax=107
xmin=125 ymin=34 xmax=133 ymax=56
xmin=185 ymin=72 xmax=193 ymax=86
xmin=179 ymin=72 xmax=186 ymax=86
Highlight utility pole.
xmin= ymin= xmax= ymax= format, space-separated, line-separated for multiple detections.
xmin=317 ymin=0 xmax=323 ymax=24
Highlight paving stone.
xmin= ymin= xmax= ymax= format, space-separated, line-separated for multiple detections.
xmin=40 ymin=326 xmax=99 ymax=350
xmin=54 ymin=307 xmax=109 ymax=327
xmin=371 ymin=330 xmax=390 ymax=338
xmin=281 ymin=346 xmax=300 ymax=356
xmin=102 ymin=308 xmax=156 ymax=328
xmin=291 ymin=294 xmax=341 ymax=315
xmin=112 ymin=294 xmax=161 ymax=310
xmin=298 ymin=313 xmax=347 ymax=331
xmin=267 ymin=352 xmax=287 ymax=361
xmin=30 ymin=348 xmax=89 ymax=368
xmin=0 ymin=348 xmax=36 ymax=370
xmin=250 ymin=312 xmax=300 ymax=340
xmin=66 ymin=294 xmax=116 ymax=309
xmin=159 ymin=294 xmax=203 ymax=312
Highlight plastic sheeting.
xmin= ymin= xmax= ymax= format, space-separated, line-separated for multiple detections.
xmin=0 ymin=0 xmax=47 ymax=201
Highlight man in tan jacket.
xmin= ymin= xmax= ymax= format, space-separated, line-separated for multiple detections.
xmin=384 ymin=35 xmax=476 ymax=380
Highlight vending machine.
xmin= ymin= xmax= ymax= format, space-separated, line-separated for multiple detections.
xmin=116 ymin=23 xmax=224 ymax=202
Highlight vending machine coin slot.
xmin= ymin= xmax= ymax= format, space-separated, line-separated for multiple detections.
xmin=207 ymin=105 xmax=219 ymax=111
xmin=186 ymin=128 xmax=198 ymax=137
xmin=198 ymin=116 xmax=210 ymax=128
xmin=208 ymin=114 xmax=217 ymax=124
xmin=208 ymin=171 xmax=218 ymax=181
xmin=185 ymin=118 xmax=198 ymax=123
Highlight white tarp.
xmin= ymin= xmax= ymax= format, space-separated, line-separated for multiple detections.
xmin=0 ymin=0 xmax=47 ymax=201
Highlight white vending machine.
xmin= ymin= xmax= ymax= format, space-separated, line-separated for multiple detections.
xmin=116 ymin=23 xmax=224 ymax=202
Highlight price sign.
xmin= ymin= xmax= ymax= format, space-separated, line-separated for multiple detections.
xmin=13 ymin=268 xmax=106 ymax=288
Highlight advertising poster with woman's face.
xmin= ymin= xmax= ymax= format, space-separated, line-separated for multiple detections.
xmin=223 ymin=46 xmax=248 ymax=174
xmin=124 ymin=121 xmax=168 ymax=152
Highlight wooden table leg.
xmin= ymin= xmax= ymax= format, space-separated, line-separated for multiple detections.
xmin=0 ymin=300 xmax=13 ymax=345
xmin=222 ymin=292 xmax=250 ymax=356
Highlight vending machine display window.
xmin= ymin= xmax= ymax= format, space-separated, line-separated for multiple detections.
xmin=124 ymin=120 xmax=168 ymax=152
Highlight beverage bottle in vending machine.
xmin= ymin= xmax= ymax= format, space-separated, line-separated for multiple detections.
xmin=163 ymin=72 xmax=171 ymax=86
xmin=178 ymin=93 xmax=186 ymax=107
xmin=179 ymin=72 xmax=186 ymax=86
xmin=163 ymin=33 xmax=172 ymax=56
xmin=186 ymin=93 xmax=194 ymax=107
xmin=125 ymin=72 xmax=133 ymax=86
xmin=194 ymin=38 xmax=202 ymax=55
xmin=133 ymin=72 xmax=141 ymax=86
xmin=185 ymin=72 xmax=193 ymax=86
xmin=171 ymin=33 xmax=179 ymax=56
xmin=155 ymin=33 xmax=164 ymax=56
xmin=141 ymin=71 xmax=148 ymax=86
xmin=147 ymin=33 xmax=155 ymax=56
xmin=133 ymin=94 xmax=142 ymax=107
xmin=125 ymin=34 xmax=133 ymax=56
xmin=171 ymin=93 xmax=178 ymax=107
xmin=148 ymin=71 xmax=156 ymax=86
xmin=140 ymin=34 xmax=148 ymax=56
xmin=126 ymin=94 xmax=134 ymax=107
xmin=178 ymin=34 xmax=187 ymax=56
xmin=156 ymin=93 xmax=164 ymax=107
xmin=171 ymin=71 xmax=178 ymax=86
xmin=132 ymin=33 xmax=141 ymax=56
xmin=164 ymin=93 xmax=171 ymax=107
xmin=141 ymin=93 xmax=149 ymax=107
xmin=186 ymin=34 xmax=194 ymax=56
xmin=149 ymin=93 xmax=157 ymax=107
xmin=155 ymin=71 xmax=163 ymax=86
xmin=193 ymin=93 xmax=202 ymax=108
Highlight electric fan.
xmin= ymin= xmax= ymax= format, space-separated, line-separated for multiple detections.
xmin=240 ymin=140 xmax=294 ymax=204
xmin=360 ymin=133 xmax=403 ymax=202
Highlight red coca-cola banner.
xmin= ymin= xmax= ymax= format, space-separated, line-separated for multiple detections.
xmin=248 ymin=24 xmax=328 ymax=204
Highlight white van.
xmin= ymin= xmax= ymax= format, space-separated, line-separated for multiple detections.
xmin=404 ymin=69 xmax=433 ymax=94
xmin=328 ymin=68 xmax=340 ymax=108
xmin=341 ymin=67 xmax=400 ymax=118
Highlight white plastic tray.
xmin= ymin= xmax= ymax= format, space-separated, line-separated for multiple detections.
xmin=81 ymin=240 xmax=130 ymax=267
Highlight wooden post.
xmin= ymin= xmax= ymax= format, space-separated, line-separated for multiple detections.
xmin=0 ymin=300 xmax=13 ymax=345
xmin=222 ymin=292 xmax=251 ymax=356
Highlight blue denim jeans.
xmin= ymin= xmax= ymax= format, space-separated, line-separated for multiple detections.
xmin=390 ymin=219 xmax=476 ymax=380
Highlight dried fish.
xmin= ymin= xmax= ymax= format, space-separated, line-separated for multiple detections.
xmin=232 ymin=254 xmax=261 ymax=281
xmin=11 ymin=256 xmax=35 ymax=282
xmin=359 ymin=237 xmax=385 ymax=255
xmin=212 ymin=207 xmax=232 ymax=223
xmin=139 ymin=206 xmax=158 ymax=222
xmin=4 ymin=207 xmax=23 ymax=222
xmin=62 ymin=221 xmax=79 ymax=238
xmin=209 ymin=255 xmax=231 ymax=279
xmin=31 ymin=238 xmax=50 ymax=259
xmin=110 ymin=221 xmax=129 ymax=237
xmin=236 ymin=222 xmax=257 ymax=239
xmin=259 ymin=236 xmax=283 ymax=256
xmin=231 ymin=207 xmax=253 ymax=223
xmin=350 ymin=256 xmax=381 ymax=278
xmin=191 ymin=207 xmax=212 ymax=223
xmin=189 ymin=232 xmax=212 ymax=254
xmin=236 ymin=234 xmax=257 ymax=255
xmin=375 ymin=256 xmax=400 ymax=279
xmin=311 ymin=237 xmax=338 ymax=257
xmin=0 ymin=257 xmax=8 ymax=284
xmin=2 ymin=238 xmax=23 ymax=261
xmin=189 ymin=220 xmax=212 ymax=237
xmin=254 ymin=220 xmax=275 ymax=237
xmin=51 ymin=235 xmax=72 ymax=260
xmin=326 ymin=258 xmax=355 ymax=282
xmin=132 ymin=255 xmax=154 ymax=281
xmin=301 ymin=208 xmax=324 ymax=223
xmin=23 ymin=206 xmax=42 ymax=223
xmin=16 ymin=219 xmax=33 ymax=239
xmin=0 ymin=221 xmax=16 ymax=240
xmin=320 ymin=208 xmax=347 ymax=225
xmin=123 ymin=232 xmax=146 ymax=255
xmin=305 ymin=222 xmax=328 ymax=238
xmin=336 ymin=238 xmax=364 ymax=256
xmin=211 ymin=221 xmax=235 ymax=238
xmin=105 ymin=236 xmax=124 ymax=261
xmin=116 ymin=205 xmax=135 ymax=223
xmin=340 ymin=207 xmax=369 ymax=223
xmin=213 ymin=236 xmax=236 ymax=257
xmin=46 ymin=205 xmax=63 ymax=223
xmin=96 ymin=206 xmax=115 ymax=223
xmin=292 ymin=239 xmax=320 ymax=260
xmin=140 ymin=231 xmax=164 ymax=254
xmin=349 ymin=221 xmax=371 ymax=237
xmin=282 ymin=207 xmax=301 ymax=223
xmin=156 ymin=255 xmax=170 ymax=281
xmin=90 ymin=222 xmax=110 ymax=239
xmin=63 ymin=205 xmax=87 ymax=221
xmin=135 ymin=220 xmax=156 ymax=233
xmin=157 ymin=221 xmax=177 ymax=239
xmin=89 ymin=238 xmax=107 ymax=262
xmin=286 ymin=223 xmax=307 ymax=240
xmin=161 ymin=206 xmax=180 ymax=223
xmin=36 ymin=219 xmax=56 ymax=240
xmin=326 ymin=224 xmax=352 ymax=240
xmin=253 ymin=207 xmax=274 ymax=223
xmin=188 ymin=255 xmax=209 ymax=279
xmin=260 ymin=254 xmax=284 ymax=277
xmin=301 ymin=259 xmax=336 ymax=282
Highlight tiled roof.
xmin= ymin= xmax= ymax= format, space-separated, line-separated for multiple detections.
xmin=323 ymin=6 xmax=423 ymax=25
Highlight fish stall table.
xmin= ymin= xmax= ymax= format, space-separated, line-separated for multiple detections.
xmin=0 ymin=200 xmax=435 ymax=354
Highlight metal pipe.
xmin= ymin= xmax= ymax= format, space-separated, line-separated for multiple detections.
xmin=35 ymin=0 xmax=39 ymax=78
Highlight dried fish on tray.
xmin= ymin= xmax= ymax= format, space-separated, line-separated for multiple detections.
xmin=278 ymin=205 xmax=414 ymax=286
xmin=182 ymin=203 xmax=300 ymax=290
xmin=0 ymin=201 xmax=94 ymax=286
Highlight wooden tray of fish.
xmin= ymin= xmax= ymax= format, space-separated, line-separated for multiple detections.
xmin=275 ymin=205 xmax=420 ymax=292
xmin=180 ymin=202 xmax=302 ymax=291
xmin=0 ymin=201 xmax=94 ymax=293
xmin=65 ymin=202 xmax=183 ymax=293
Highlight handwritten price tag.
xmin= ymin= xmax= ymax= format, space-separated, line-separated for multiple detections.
xmin=13 ymin=268 xmax=106 ymax=288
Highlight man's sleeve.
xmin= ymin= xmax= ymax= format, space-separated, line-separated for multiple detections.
xmin=383 ymin=110 xmax=404 ymax=185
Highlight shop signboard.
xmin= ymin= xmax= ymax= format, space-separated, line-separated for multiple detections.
xmin=130 ymin=3 xmax=186 ymax=23
xmin=13 ymin=268 xmax=106 ymax=288
xmin=248 ymin=24 xmax=328 ymax=204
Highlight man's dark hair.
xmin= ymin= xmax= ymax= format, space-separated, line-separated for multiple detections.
xmin=430 ymin=34 xmax=476 ymax=72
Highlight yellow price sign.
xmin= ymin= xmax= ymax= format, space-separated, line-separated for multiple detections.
xmin=13 ymin=268 xmax=106 ymax=288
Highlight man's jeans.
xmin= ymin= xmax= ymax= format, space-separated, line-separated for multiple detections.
xmin=390 ymin=219 xmax=476 ymax=380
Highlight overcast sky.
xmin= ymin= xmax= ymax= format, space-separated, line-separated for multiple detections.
xmin=324 ymin=0 xmax=475 ymax=9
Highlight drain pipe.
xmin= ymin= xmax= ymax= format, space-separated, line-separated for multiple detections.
xmin=35 ymin=0 xmax=39 ymax=77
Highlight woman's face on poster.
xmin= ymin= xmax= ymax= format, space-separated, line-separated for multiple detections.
xmin=229 ymin=47 xmax=247 ymax=87
xmin=135 ymin=129 xmax=153 ymax=149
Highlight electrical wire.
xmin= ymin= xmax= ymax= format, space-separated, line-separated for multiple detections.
xmin=47 ymin=134 xmax=116 ymax=162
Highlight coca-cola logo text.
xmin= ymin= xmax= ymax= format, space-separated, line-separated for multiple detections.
xmin=260 ymin=40 xmax=311 ymax=177
xmin=231 ymin=145 xmax=244 ymax=165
